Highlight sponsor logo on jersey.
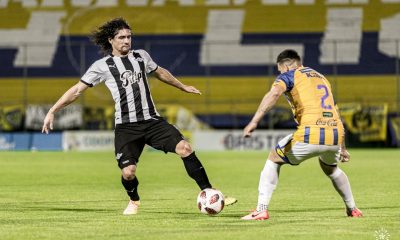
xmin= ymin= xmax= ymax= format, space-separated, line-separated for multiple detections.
xmin=120 ymin=70 xmax=142 ymax=88
xmin=316 ymin=118 xmax=338 ymax=126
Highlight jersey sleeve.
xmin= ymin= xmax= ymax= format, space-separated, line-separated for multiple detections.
xmin=81 ymin=61 xmax=105 ymax=87
xmin=272 ymin=80 xmax=287 ymax=91
xmin=273 ymin=71 xmax=295 ymax=92
xmin=136 ymin=49 xmax=158 ymax=74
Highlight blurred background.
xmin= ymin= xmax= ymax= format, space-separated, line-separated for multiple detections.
xmin=0 ymin=0 xmax=399 ymax=151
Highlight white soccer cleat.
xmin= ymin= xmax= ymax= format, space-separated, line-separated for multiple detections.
xmin=123 ymin=200 xmax=140 ymax=215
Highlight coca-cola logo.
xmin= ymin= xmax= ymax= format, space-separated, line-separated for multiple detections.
xmin=327 ymin=119 xmax=337 ymax=126
xmin=316 ymin=118 xmax=326 ymax=125
xmin=316 ymin=118 xmax=338 ymax=126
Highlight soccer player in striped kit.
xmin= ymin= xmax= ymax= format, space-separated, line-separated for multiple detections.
xmin=42 ymin=18 xmax=236 ymax=215
xmin=241 ymin=49 xmax=362 ymax=220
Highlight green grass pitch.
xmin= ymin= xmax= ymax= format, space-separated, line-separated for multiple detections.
xmin=0 ymin=149 xmax=399 ymax=240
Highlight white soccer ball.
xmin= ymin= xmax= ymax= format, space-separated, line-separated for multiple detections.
xmin=197 ymin=188 xmax=225 ymax=215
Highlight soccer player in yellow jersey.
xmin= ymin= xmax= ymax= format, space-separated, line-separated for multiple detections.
xmin=241 ymin=49 xmax=362 ymax=220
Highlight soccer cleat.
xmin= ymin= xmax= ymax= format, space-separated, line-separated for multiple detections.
xmin=224 ymin=196 xmax=238 ymax=206
xmin=346 ymin=207 xmax=363 ymax=217
xmin=123 ymin=200 xmax=140 ymax=215
xmin=241 ymin=210 xmax=269 ymax=220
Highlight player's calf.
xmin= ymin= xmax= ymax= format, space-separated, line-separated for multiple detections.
xmin=181 ymin=152 xmax=212 ymax=190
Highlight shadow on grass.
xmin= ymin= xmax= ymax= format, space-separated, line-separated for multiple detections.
xmin=273 ymin=205 xmax=400 ymax=213
xmin=166 ymin=205 xmax=400 ymax=220
xmin=140 ymin=210 xmax=250 ymax=219
xmin=5 ymin=204 xmax=399 ymax=217
xmin=19 ymin=206 xmax=114 ymax=212
xmin=46 ymin=207 xmax=112 ymax=212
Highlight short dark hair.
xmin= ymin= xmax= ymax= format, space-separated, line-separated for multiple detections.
xmin=276 ymin=49 xmax=301 ymax=64
xmin=90 ymin=17 xmax=131 ymax=54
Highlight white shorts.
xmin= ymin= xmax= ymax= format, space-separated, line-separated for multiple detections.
xmin=276 ymin=134 xmax=340 ymax=166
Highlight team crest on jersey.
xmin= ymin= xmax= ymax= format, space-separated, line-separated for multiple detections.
xmin=120 ymin=70 xmax=142 ymax=88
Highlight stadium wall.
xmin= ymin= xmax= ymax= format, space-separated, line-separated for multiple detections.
xmin=0 ymin=76 xmax=398 ymax=113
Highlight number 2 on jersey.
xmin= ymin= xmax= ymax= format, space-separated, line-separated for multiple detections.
xmin=317 ymin=84 xmax=332 ymax=110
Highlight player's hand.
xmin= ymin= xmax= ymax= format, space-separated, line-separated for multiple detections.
xmin=339 ymin=148 xmax=350 ymax=162
xmin=42 ymin=112 xmax=54 ymax=134
xmin=182 ymin=85 xmax=201 ymax=95
xmin=243 ymin=122 xmax=257 ymax=138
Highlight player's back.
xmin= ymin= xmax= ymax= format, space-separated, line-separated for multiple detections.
xmin=276 ymin=66 xmax=344 ymax=145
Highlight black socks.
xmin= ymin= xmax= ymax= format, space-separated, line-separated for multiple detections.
xmin=121 ymin=176 xmax=140 ymax=201
xmin=121 ymin=152 xmax=211 ymax=200
xmin=182 ymin=152 xmax=212 ymax=190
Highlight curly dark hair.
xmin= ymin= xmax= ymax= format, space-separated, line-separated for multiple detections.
xmin=90 ymin=17 xmax=131 ymax=55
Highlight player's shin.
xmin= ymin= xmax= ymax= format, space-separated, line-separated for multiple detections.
xmin=257 ymin=160 xmax=280 ymax=212
xmin=121 ymin=176 xmax=140 ymax=201
xmin=328 ymin=168 xmax=356 ymax=209
xmin=182 ymin=152 xmax=212 ymax=190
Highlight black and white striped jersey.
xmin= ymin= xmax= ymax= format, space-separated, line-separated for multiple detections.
xmin=81 ymin=49 xmax=160 ymax=124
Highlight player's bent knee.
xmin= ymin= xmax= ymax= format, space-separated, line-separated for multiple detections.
xmin=268 ymin=150 xmax=286 ymax=164
xmin=319 ymin=159 xmax=337 ymax=176
xmin=175 ymin=140 xmax=193 ymax=157
xmin=122 ymin=164 xmax=137 ymax=180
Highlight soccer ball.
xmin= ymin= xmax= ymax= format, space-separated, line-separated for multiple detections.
xmin=197 ymin=188 xmax=225 ymax=215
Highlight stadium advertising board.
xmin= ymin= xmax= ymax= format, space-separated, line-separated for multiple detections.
xmin=63 ymin=131 xmax=114 ymax=151
xmin=63 ymin=130 xmax=293 ymax=151
xmin=0 ymin=105 xmax=24 ymax=131
xmin=340 ymin=103 xmax=388 ymax=142
xmin=389 ymin=115 xmax=400 ymax=146
xmin=193 ymin=130 xmax=292 ymax=151
xmin=0 ymin=132 xmax=62 ymax=151
xmin=25 ymin=104 xmax=82 ymax=130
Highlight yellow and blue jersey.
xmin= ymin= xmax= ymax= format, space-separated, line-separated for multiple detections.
xmin=273 ymin=66 xmax=344 ymax=145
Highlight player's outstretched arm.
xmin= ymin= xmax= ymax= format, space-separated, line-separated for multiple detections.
xmin=153 ymin=66 xmax=201 ymax=95
xmin=42 ymin=81 xmax=89 ymax=134
xmin=243 ymin=85 xmax=284 ymax=137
